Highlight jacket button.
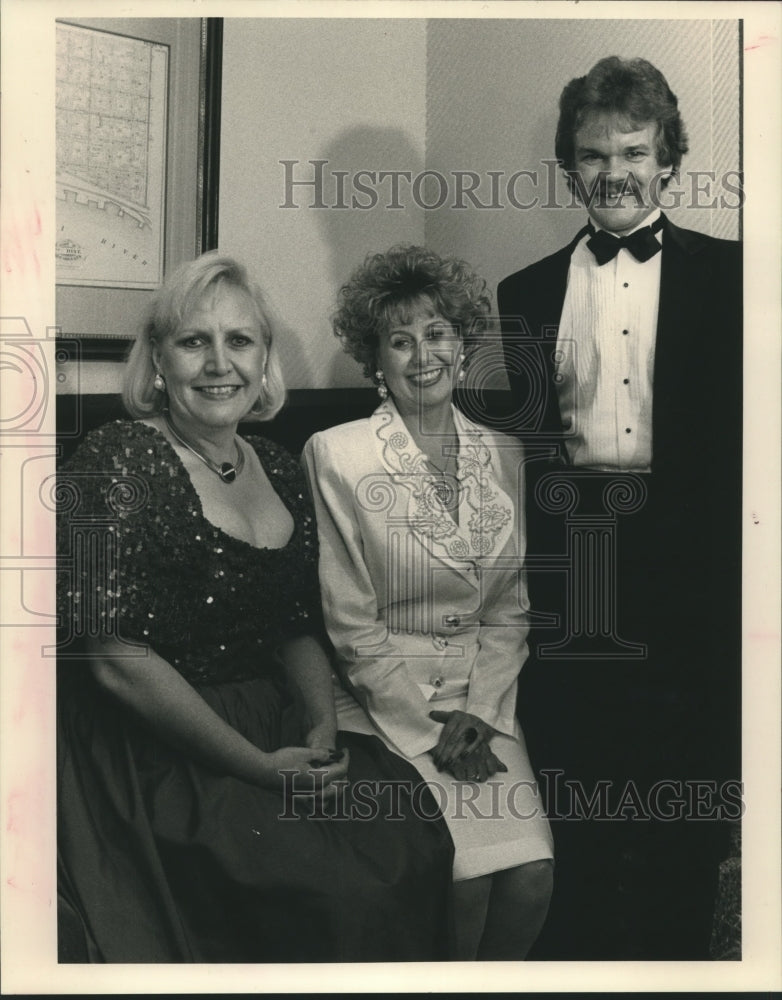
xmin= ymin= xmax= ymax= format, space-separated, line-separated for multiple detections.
xmin=443 ymin=614 xmax=460 ymax=628
xmin=431 ymin=675 xmax=444 ymax=688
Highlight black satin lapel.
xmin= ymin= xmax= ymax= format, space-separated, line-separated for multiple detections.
xmin=539 ymin=230 xmax=591 ymax=432
xmin=537 ymin=249 xmax=572 ymax=334
xmin=499 ymin=228 xmax=587 ymax=448
xmin=652 ymin=228 xmax=700 ymax=468
xmin=522 ymin=248 xmax=572 ymax=442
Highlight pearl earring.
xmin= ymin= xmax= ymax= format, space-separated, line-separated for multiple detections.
xmin=251 ymin=370 xmax=269 ymax=415
xmin=375 ymin=370 xmax=388 ymax=400
xmin=153 ymin=371 xmax=166 ymax=391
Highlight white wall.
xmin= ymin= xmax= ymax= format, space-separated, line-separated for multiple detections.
xmin=219 ymin=18 xmax=427 ymax=390
xmin=63 ymin=16 xmax=739 ymax=396
xmin=424 ymin=18 xmax=740 ymax=390
xmin=425 ymin=18 xmax=740 ymax=297
xmin=220 ymin=16 xmax=739 ymax=391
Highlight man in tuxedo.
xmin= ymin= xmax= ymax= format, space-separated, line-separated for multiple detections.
xmin=497 ymin=56 xmax=742 ymax=959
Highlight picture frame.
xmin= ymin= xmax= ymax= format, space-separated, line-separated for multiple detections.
xmin=56 ymin=22 xmax=170 ymax=291
xmin=55 ymin=17 xmax=222 ymax=362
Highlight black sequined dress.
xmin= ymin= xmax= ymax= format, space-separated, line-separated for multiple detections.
xmin=56 ymin=421 xmax=453 ymax=963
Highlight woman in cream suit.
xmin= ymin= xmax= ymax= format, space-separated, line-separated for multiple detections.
xmin=302 ymin=246 xmax=553 ymax=960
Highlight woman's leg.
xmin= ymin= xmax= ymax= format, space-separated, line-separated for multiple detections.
xmin=452 ymin=874 xmax=493 ymax=960
xmin=477 ymin=859 xmax=554 ymax=960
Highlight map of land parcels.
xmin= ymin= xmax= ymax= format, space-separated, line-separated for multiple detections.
xmin=56 ymin=23 xmax=168 ymax=288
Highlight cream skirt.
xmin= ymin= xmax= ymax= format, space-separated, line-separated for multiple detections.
xmin=333 ymin=680 xmax=554 ymax=881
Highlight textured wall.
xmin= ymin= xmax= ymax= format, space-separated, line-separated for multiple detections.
xmin=218 ymin=17 xmax=741 ymax=390
xmin=65 ymin=17 xmax=740 ymax=395
xmin=220 ymin=18 xmax=427 ymax=390
xmin=425 ymin=18 xmax=740 ymax=299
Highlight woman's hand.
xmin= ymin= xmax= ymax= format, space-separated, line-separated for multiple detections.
xmin=87 ymin=634 xmax=349 ymax=798
xmin=258 ymin=745 xmax=349 ymax=802
xmin=446 ymin=741 xmax=508 ymax=783
xmin=428 ymin=709 xmax=498 ymax=771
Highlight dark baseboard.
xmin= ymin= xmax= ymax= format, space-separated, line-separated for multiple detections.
xmin=56 ymin=387 xmax=517 ymax=463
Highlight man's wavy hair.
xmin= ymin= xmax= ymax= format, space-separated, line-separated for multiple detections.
xmin=555 ymin=56 xmax=689 ymax=191
xmin=123 ymin=252 xmax=286 ymax=422
xmin=332 ymin=244 xmax=492 ymax=384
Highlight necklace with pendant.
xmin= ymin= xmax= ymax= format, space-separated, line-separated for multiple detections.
xmin=164 ymin=413 xmax=245 ymax=483
xmin=431 ymin=478 xmax=457 ymax=508
xmin=427 ymin=447 xmax=459 ymax=510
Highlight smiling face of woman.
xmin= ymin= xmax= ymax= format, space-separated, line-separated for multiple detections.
xmin=152 ymin=282 xmax=267 ymax=437
xmin=376 ymin=298 xmax=462 ymax=419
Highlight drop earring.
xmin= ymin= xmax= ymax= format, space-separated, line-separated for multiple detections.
xmin=251 ymin=369 xmax=269 ymax=415
xmin=153 ymin=371 xmax=166 ymax=392
xmin=458 ymin=353 xmax=466 ymax=382
xmin=375 ymin=370 xmax=388 ymax=400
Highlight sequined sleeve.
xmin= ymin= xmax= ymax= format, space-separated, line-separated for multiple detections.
xmin=56 ymin=421 xmax=191 ymax=650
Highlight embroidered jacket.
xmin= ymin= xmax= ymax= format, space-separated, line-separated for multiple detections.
xmin=302 ymin=399 xmax=530 ymax=759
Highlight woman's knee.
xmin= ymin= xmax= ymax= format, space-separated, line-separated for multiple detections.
xmin=499 ymin=858 xmax=554 ymax=907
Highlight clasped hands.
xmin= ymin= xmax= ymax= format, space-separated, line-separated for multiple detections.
xmin=428 ymin=709 xmax=507 ymax=782
xmin=260 ymin=722 xmax=348 ymax=802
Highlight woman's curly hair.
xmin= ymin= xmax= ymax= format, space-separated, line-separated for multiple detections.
xmin=332 ymin=244 xmax=492 ymax=383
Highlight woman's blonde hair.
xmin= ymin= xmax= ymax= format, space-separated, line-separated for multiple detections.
xmin=122 ymin=252 xmax=286 ymax=422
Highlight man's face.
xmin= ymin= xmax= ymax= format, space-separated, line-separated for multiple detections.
xmin=572 ymin=111 xmax=671 ymax=234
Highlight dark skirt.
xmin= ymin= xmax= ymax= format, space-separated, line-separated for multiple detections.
xmin=57 ymin=666 xmax=454 ymax=963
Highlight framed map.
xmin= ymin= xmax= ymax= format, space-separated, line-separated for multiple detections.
xmin=54 ymin=17 xmax=221 ymax=358
xmin=56 ymin=23 xmax=168 ymax=288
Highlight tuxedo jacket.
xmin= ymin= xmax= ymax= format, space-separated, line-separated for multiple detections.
xmin=497 ymin=214 xmax=742 ymax=502
xmin=302 ymin=399 xmax=531 ymax=760
xmin=497 ymin=215 xmax=742 ymax=740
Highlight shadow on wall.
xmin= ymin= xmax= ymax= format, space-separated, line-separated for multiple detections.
xmin=424 ymin=78 xmax=569 ymax=291
xmin=315 ymin=125 xmax=425 ymax=390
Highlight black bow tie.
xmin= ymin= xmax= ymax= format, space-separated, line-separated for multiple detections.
xmin=586 ymin=217 xmax=664 ymax=265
